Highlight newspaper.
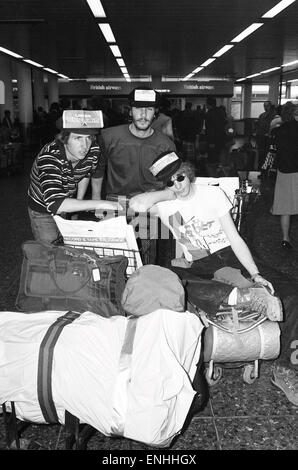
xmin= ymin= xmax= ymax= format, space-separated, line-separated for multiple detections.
xmin=54 ymin=215 xmax=142 ymax=276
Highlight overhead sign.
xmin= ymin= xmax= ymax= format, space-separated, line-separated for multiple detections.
xmin=58 ymin=79 xmax=234 ymax=97
xmin=168 ymin=80 xmax=234 ymax=96
xmin=0 ymin=81 xmax=4 ymax=104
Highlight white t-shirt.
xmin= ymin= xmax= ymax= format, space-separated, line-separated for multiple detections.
xmin=156 ymin=184 xmax=232 ymax=261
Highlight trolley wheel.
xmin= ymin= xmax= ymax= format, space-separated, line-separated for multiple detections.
xmin=205 ymin=365 xmax=222 ymax=386
xmin=243 ymin=364 xmax=257 ymax=384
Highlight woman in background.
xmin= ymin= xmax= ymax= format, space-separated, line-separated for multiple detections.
xmin=271 ymin=101 xmax=298 ymax=249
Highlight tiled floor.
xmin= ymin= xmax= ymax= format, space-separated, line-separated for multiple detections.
xmin=0 ymin=155 xmax=298 ymax=451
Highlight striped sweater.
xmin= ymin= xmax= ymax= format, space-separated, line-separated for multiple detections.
xmin=28 ymin=139 xmax=105 ymax=214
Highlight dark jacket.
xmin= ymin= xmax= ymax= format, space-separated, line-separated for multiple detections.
xmin=275 ymin=120 xmax=298 ymax=173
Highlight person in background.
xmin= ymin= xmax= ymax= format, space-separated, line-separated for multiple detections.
xmin=255 ymin=100 xmax=276 ymax=172
xmin=27 ymin=110 xmax=120 ymax=244
xmin=151 ymin=97 xmax=174 ymax=141
xmin=271 ymin=101 xmax=298 ymax=249
xmin=2 ymin=109 xmax=13 ymax=130
xmin=175 ymin=102 xmax=199 ymax=164
xmin=204 ymin=97 xmax=227 ymax=173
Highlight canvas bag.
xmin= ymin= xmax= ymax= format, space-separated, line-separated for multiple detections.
xmin=15 ymin=240 xmax=128 ymax=316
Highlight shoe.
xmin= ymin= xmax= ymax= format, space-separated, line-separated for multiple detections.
xmin=271 ymin=366 xmax=298 ymax=406
xmin=281 ymin=240 xmax=293 ymax=249
xmin=232 ymin=286 xmax=283 ymax=322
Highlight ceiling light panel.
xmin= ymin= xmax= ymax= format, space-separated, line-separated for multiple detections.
xmin=231 ymin=23 xmax=263 ymax=43
xmin=0 ymin=46 xmax=23 ymax=59
xmin=98 ymin=23 xmax=116 ymax=43
xmin=261 ymin=66 xmax=281 ymax=74
xmin=262 ymin=0 xmax=296 ymax=18
xmin=23 ymin=59 xmax=43 ymax=67
xmin=282 ymin=59 xmax=298 ymax=67
xmin=213 ymin=44 xmax=234 ymax=58
xmin=43 ymin=67 xmax=58 ymax=74
xmin=86 ymin=0 xmax=106 ymax=18
xmin=109 ymin=45 xmax=122 ymax=57
xmin=116 ymin=58 xmax=125 ymax=67
xmin=192 ymin=66 xmax=204 ymax=74
xmin=200 ymin=58 xmax=216 ymax=67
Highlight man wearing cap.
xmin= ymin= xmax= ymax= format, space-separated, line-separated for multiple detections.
xmin=27 ymin=110 xmax=120 ymax=243
xmin=92 ymin=87 xmax=176 ymax=211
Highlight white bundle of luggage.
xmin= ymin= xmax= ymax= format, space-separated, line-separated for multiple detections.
xmin=0 ymin=265 xmax=204 ymax=448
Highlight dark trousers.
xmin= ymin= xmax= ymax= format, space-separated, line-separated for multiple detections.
xmin=171 ymin=247 xmax=245 ymax=315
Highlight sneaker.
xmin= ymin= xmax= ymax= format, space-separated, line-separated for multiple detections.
xmin=231 ymin=286 xmax=283 ymax=322
xmin=271 ymin=366 xmax=298 ymax=406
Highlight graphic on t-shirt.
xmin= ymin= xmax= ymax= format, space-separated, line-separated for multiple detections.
xmin=169 ymin=212 xmax=209 ymax=260
xmin=179 ymin=216 xmax=230 ymax=254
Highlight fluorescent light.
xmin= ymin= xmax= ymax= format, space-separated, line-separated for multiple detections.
xmin=57 ymin=74 xmax=70 ymax=79
xmin=98 ymin=23 xmax=116 ymax=43
xmin=213 ymin=44 xmax=234 ymax=58
xmin=287 ymin=78 xmax=298 ymax=82
xmin=116 ymin=58 xmax=125 ymax=67
xmin=200 ymin=58 xmax=216 ymax=67
xmin=262 ymin=0 xmax=296 ymax=18
xmin=0 ymin=46 xmax=23 ymax=59
xmin=236 ymin=78 xmax=247 ymax=82
xmin=246 ymin=73 xmax=262 ymax=78
xmin=43 ymin=67 xmax=58 ymax=74
xmin=261 ymin=66 xmax=281 ymax=74
xmin=86 ymin=0 xmax=106 ymax=18
xmin=181 ymin=73 xmax=195 ymax=81
xmin=231 ymin=23 xmax=263 ymax=43
xmin=109 ymin=45 xmax=121 ymax=57
xmin=123 ymin=73 xmax=130 ymax=77
xmin=23 ymin=59 xmax=43 ymax=67
xmin=192 ymin=66 xmax=204 ymax=74
xmin=121 ymin=67 xmax=128 ymax=74
xmin=282 ymin=59 xmax=298 ymax=67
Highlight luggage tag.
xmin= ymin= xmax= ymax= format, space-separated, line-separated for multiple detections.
xmin=92 ymin=268 xmax=101 ymax=281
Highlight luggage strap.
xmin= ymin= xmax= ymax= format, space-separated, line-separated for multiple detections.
xmin=37 ymin=311 xmax=80 ymax=423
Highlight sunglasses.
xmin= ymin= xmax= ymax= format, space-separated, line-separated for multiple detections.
xmin=166 ymin=174 xmax=186 ymax=187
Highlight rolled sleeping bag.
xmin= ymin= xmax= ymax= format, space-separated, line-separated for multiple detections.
xmin=203 ymin=320 xmax=280 ymax=363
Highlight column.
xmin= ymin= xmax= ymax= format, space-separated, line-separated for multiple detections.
xmin=16 ymin=62 xmax=33 ymax=142
xmin=242 ymin=82 xmax=252 ymax=118
xmin=15 ymin=24 xmax=33 ymax=142
xmin=32 ymin=68 xmax=45 ymax=111
xmin=268 ymin=74 xmax=280 ymax=106
xmin=0 ymin=55 xmax=14 ymax=120
xmin=47 ymin=74 xmax=59 ymax=106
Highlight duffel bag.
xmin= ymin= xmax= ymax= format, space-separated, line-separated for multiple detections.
xmin=15 ymin=240 xmax=128 ymax=316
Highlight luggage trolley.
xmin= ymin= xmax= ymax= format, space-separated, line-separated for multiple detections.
xmin=189 ymin=296 xmax=281 ymax=387
xmin=53 ymin=215 xmax=144 ymax=278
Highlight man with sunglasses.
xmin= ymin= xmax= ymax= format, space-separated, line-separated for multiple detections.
xmin=147 ymin=150 xmax=298 ymax=407
xmin=148 ymin=150 xmax=276 ymax=299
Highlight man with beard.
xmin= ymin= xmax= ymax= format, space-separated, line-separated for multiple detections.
xmin=91 ymin=87 xmax=177 ymax=264
xmin=92 ymin=87 xmax=176 ymax=203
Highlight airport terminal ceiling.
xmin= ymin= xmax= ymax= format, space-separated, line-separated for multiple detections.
xmin=0 ymin=0 xmax=298 ymax=83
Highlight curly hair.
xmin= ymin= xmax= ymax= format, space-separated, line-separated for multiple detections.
xmin=281 ymin=101 xmax=297 ymax=122
xmin=176 ymin=161 xmax=196 ymax=182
